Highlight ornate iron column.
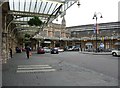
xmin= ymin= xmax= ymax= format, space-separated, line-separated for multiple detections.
xmin=93 ymin=12 xmax=103 ymax=52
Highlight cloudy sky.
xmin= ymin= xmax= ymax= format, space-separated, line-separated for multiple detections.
xmin=54 ymin=0 xmax=120 ymax=27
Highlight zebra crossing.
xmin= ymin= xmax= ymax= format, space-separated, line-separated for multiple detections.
xmin=17 ymin=65 xmax=56 ymax=73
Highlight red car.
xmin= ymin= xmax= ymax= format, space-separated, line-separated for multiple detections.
xmin=37 ymin=47 xmax=45 ymax=54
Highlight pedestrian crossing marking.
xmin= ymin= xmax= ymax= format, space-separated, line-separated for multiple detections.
xmin=17 ymin=64 xmax=56 ymax=73
xmin=18 ymin=67 xmax=52 ymax=70
xmin=17 ymin=69 xmax=56 ymax=73
xmin=18 ymin=65 xmax=49 ymax=67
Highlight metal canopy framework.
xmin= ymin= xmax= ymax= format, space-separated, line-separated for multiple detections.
xmin=8 ymin=0 xmax=78 ymax=38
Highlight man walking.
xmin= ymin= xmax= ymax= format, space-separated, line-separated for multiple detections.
xmin=9 ymin=48 xmax=12 ymax=58
xmin=26 ymin=46 xmax=30 ymax=59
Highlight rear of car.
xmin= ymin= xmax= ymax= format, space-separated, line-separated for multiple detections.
xmin=43 ymin=47 xmax=51 ymax=53
xmin=57 ymin=47 xmax=64 ymax=52
xmin=37 ymin=47 xmax=45 ymax=54
xmin=51 ymin=48 xmax=59 ymax=54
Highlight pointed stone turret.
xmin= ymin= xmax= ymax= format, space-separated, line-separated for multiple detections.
xmin=62 ymin=16 xmax=66 ymax=27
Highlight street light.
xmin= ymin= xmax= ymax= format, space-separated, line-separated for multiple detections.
xmin=92 ymin=12 xmax=103 ymax=52
xmin=77 ymin=0 xmax=81 ymax=7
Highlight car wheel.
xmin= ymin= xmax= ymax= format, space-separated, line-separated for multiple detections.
xmin=112 ymin=52 xmax=117 ymax=56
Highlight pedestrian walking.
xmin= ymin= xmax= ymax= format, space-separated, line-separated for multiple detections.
xmin=25 ymin=46 xmax=30 ymax=59
xmin=9 ymin=48 xmax=12 ymax=58
xmin=81 ymin=48 xmax=82 ymax=52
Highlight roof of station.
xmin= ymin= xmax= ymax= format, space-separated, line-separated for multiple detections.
xmin=8 ymin=0 xmax=78 ymax=38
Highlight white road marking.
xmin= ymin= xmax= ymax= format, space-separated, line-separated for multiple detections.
xmin=18 ymin=67 xmax=52 ymax=70
xmin=18 ymin=65 xmax=49 ymax=67
xmin=17 ymin=65 xmax=56 ymax=73
xmin=17 ymin=69 xmax=56 ymax=73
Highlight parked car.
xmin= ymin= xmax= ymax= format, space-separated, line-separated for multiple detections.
xmin=58 ymin=48 xmax=64 ymax=52
xmin=67 ymin=46 xmax=75 ymax=51
xmin=43 ymin=47 xmax=51 ymax=53
xmin=73 ymin=45 xmax=80 ymax=51
xmin=51 ymin=48 xmax=59 ymax=54
xmin=112 ymin=48 xmax=120 ymax=56
xmin=66 ymin=45 xmax=80 ymax=51
xmin=37 ymin=47 xmax=45 ymax=54
xmin=56 ymin=47 xmax=64 ymax=52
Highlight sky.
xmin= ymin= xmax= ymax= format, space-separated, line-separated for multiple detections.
xmin=53 ymin=0 xmax=120 ymax=27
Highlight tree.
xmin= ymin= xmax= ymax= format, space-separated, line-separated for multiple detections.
xmin=28 ymin=16 xmax=42 ymax=26
xmin=24 ymin=34 xmax=31 ymax=44
xmin=24 ymin=34 xmax=30 ymax=38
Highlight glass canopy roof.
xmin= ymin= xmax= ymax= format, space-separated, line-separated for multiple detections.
xmin=8 ymin=0 xmax=78 ymax=38
xmin=9 ymin=0 xmax=78 ymax=23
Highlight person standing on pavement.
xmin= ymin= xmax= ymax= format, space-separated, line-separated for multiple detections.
xmin=9 ymin=48 xmax=12 ymax=58
xmin=25 ymin=46 xmax=30 ymax=59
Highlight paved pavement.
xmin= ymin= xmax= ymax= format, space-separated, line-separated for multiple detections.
xmin=2 ymin=51 xmax=118 ymax=86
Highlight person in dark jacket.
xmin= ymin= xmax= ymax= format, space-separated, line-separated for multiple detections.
xmin=9 ymin=48 xmax=12 ymax=58
xmin=25 ymin=46 xmax=30 ymax=59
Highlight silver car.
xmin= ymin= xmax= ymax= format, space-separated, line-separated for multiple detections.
xmin=112 ymin=48 xmax=120 ymax=56
xmin=43 ymin=47 xmax=51 ymax=53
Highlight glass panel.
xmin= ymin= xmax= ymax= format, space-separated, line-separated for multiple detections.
xmin=20 ymin=0 xmax=25 ymax=11
xmin=36 ymin=1 xmax=42 ymax=13
xmin=9 ymin=0 xmax=13 ymax=10
xmin=30 ymin=0 xmax=36 ymax=12
xmin=44 ymin=2 xmax=51 ymax=14
xmin=54 ymin=31 xmax=60 ymax=37
xmin=25 ymin=0 xmax=30 ymax=12
xmin=40 ymin=2 xmax=46 ymax=13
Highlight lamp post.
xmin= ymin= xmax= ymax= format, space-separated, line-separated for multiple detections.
xmin=59 ymin=36 xmax=61 ymax=48
xmin=77 ymin=0 xmax=81 ymax=7
xmin=92 ymin=12 xmax=103 ymax=52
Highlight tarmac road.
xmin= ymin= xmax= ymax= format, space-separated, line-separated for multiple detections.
xmin=2 ymin=51 xmax=118 ymax=86
xmin=52 ymin=51 xmax=118 ymax=79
